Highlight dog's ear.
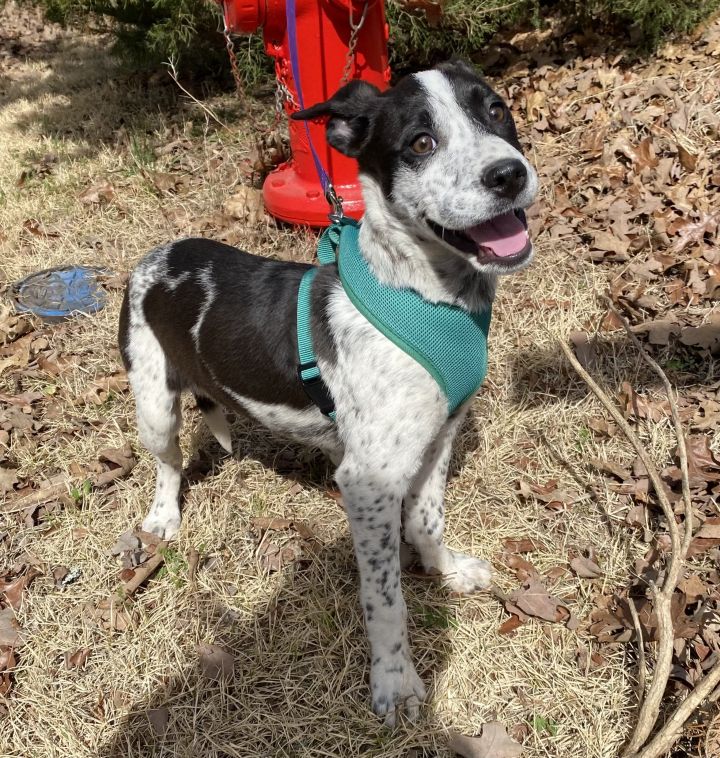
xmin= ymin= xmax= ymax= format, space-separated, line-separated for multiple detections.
xmin=291 ymin=80 xmax=381 ymax=157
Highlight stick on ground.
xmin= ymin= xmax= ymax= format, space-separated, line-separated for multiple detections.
xmin=559 ymin=333 xmax=700 ymax=758
xmin=121 ymin=541 xmax=168 ymax=597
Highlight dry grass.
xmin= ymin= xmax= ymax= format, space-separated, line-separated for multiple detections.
xmin=1 ymin=5 xmax=700 ymax=757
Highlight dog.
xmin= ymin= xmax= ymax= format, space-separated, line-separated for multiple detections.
xmin=119 ymin=59 xmax=538 ymax=726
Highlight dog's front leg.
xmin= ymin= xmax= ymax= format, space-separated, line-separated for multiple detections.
xmin=403 ymin=407 xmax=493 ymax=593
xmin=336 ymin=458 xmax=425 ymax=727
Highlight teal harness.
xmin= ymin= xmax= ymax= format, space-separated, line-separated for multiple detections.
xmin=296 ymin=217 xmax=492 ymax=420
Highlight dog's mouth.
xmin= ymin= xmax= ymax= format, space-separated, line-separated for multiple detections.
xmin=427 ymin=210 xmax=532 ymax=265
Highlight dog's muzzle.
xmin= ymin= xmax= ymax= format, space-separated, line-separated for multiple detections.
xmin=427 ymin=209 xmax=532 ymax=267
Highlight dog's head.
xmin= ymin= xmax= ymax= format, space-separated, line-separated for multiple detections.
xmin=293 ymin=60 xmax=538 ymax=276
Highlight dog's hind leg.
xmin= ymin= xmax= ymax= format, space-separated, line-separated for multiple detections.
xmin=403 ymin=407 xmax=493 ymax=594
xmin=196 ymin=395 xmax=232 ymax=454
xmin=129 ymin=326 xmax=184 ymax=540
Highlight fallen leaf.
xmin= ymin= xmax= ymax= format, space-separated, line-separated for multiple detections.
xmin=0 ymin=467 xmax=18 ymax=495
xmin=503 ymin=537 xmax=540 ymax=553
xmin=147 ymin=706 xmax=170 ymax=736
xmin=82 ymin=371 xmax=129 ymax=405
xmin=65 ymin=648 xmax=91 ymax=669
xmin=570 ymin=556 xmax=603 ymax=579
xmin=0 ymin=607 xmax=23 ymax=647
xmin=197 ymin=643 xmax=234 ymax=681
xmin=506 ymin=579 xmax=578 ymax=629
xmin=449 ymin=721 xmax=523 ymax=757
xmin=0 ymin=567 xmax=42 ymax=610
xmin=22 ymin=218 xmax=59 ymax=238
xmin=670 ymin=211 xmax=719 ymax=255
xmin=679 ymin=317 xmax=720 ymax=352
xmin=591 ymin=230 xmax=629 ymax=256
xmin=257 ymin=539 xmax=302 ymax=572
xmin=250 ymin=517 xmax=293 ymax=531
xmin=503 ymin=553 xmax=538 ymax=582
xmin=589 ymin=457 xmax=630 ymax=481
xmin=107 ymin=530 xmax=141 ymax=557
xmin=149 ymin=171 xmax=181 ymax=195
xmin=79 ymin=179 xmax=115 ymax=205
xmin=97 ymin=444 xmax=135 ymax=475
xmin=223 ymin=187 xmax=265 ymax=225
xmin=498 ymin=615 xmax=524 ymax=635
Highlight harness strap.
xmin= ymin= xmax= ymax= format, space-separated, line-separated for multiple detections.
xmin=297 ymin=266 xmax=336 ymax=419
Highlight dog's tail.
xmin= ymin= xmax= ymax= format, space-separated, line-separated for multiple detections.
xmin=196 ymin=396 xmax=232 ymax=454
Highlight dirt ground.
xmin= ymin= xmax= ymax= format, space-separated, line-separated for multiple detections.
xmin=1 ymin=2 xmax=719 ymax=757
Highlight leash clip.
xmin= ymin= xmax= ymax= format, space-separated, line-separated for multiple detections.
xmin=325 ymin=183 xmax=345 ymax=224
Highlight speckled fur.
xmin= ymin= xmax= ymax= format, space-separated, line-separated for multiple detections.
xmin=119 ymin=61 xmax=537 ymax=726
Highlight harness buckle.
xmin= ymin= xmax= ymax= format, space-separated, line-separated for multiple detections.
xmin=298 ymin=361 xmax=336 ymax=416
xmin=324 ymin=183 xmax=345 ymax=224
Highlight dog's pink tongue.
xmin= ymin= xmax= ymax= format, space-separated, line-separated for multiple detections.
xmin=466 ymin=212 xmax=528 ymax=257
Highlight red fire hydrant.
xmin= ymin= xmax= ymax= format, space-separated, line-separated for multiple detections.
xmin=221 ymin=0 xmax=390 ymax=226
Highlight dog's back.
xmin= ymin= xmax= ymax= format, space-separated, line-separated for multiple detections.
xmin=119 ymin=238 xmax=316 ymax=410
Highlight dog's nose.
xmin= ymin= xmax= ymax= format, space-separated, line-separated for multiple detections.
xmin=482 ymin=159 xmax=527 ymax=199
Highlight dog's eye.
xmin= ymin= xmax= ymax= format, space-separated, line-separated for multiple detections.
xmin=489 ymin=103 xmax=506 ymax=123
xmin=410 ymin=134 xmax=437 ymax=155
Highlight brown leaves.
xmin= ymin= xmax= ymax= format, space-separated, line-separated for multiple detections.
xmin=504 ymin=579 xmax=578 ymax=629
xmin=503 ymin=537 xmax=541 ymax=554
xmin=517 ymin=479 xmax=580 ymax=512
xmin=449 ymin=721 xmax=523 ymax=758
xmin=82 ymin=371 xmax=129 ymax=405
xmin=0 ymin=607 xmax=23 ymax=647
xmin=0 ymin=645 xmax=17 ymax=698
xmin=670 ymin=210 xmax=719 ymax=255
xmin=0 ymin=566 xmax=41 ymax=610
xmin=223 ymin=187 xmax=265 ymax=226
xmin=79 ymin=179 xmax=115 ymax=205
xmin=569 ymin=556 xmax=603 ymax=579
xmin=250 ymin=516 xmax=317 ymax=572
xmin=147 ymin=706 xmax=170 ymax=736
xmin=65 ymin=647 xmax=91 ymax=670
xmin=84 ymin=597 xmax=135 ymax=633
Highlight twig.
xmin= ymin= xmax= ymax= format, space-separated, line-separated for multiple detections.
xmin=558 ymin=339 xmax=686 ymax=756
xmin=604 ymin=296 xmax=692 ymax=559
xmin=602 ymin=298 xmax=693 ymax=755
xmin=627 ymin=597 xmax=647 ymax=703
xmin=121 ymin=541 xmax=168 ymax=597
xmin=163 ymin=58 xmax=231 ymax=132
xmin=1 ymin=481 xmax=68 ymax=513
xmin=1 ymin=464 xmax=130 ymax=514
xmin=629 ymin=660 xmax=720 ymax=758
xmin=187 ymin=547 xmax=200 ymax=588
xmin=558 ymin=341 xmax=681 ymax=559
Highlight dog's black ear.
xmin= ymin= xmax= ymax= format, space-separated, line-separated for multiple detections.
xmin=291 ymin=80 xmax=381 ymax=157
xmin=435 ymin=58 xmax=479 ymax=77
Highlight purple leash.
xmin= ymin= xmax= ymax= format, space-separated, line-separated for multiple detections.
xmin=285 ymin=0 xmax=344 ymax=221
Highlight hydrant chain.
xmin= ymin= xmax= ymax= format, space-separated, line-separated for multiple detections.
xmin=340 ymin=0 xmax=370 ymax=85
xmin=219 ymin=0 xmax=390 ymax=225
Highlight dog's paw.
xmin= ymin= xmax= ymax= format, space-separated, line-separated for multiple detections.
xmin=141 ymin=509 xmax=181 ymax=540
xmin=371 ymin=655 xmax=426 ymax=728
xmin=444 ymin=551 xmax=493 ymax=594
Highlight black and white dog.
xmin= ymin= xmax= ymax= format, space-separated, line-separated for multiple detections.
xmin=119 ymin=59 xmax=538 ymax=725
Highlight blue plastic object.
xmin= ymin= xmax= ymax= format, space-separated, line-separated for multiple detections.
xmin=12 ymin=265 xmax=109 ymax=321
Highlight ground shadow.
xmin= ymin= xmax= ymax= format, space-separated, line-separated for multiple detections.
xmin=473 ymin=8 xmax=679 ymax=80
xmin=100 ymin=406 xmax=481 ymax=756
xmin=182 ymin=406 xmax=482 ymax=495
xmin=0 ymin=4 xmax=247 ymax=163
xmin=509 ymin=331 xmax=718 ymax=412
xmin=95 ymin=532 xmax=452 ymax=757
